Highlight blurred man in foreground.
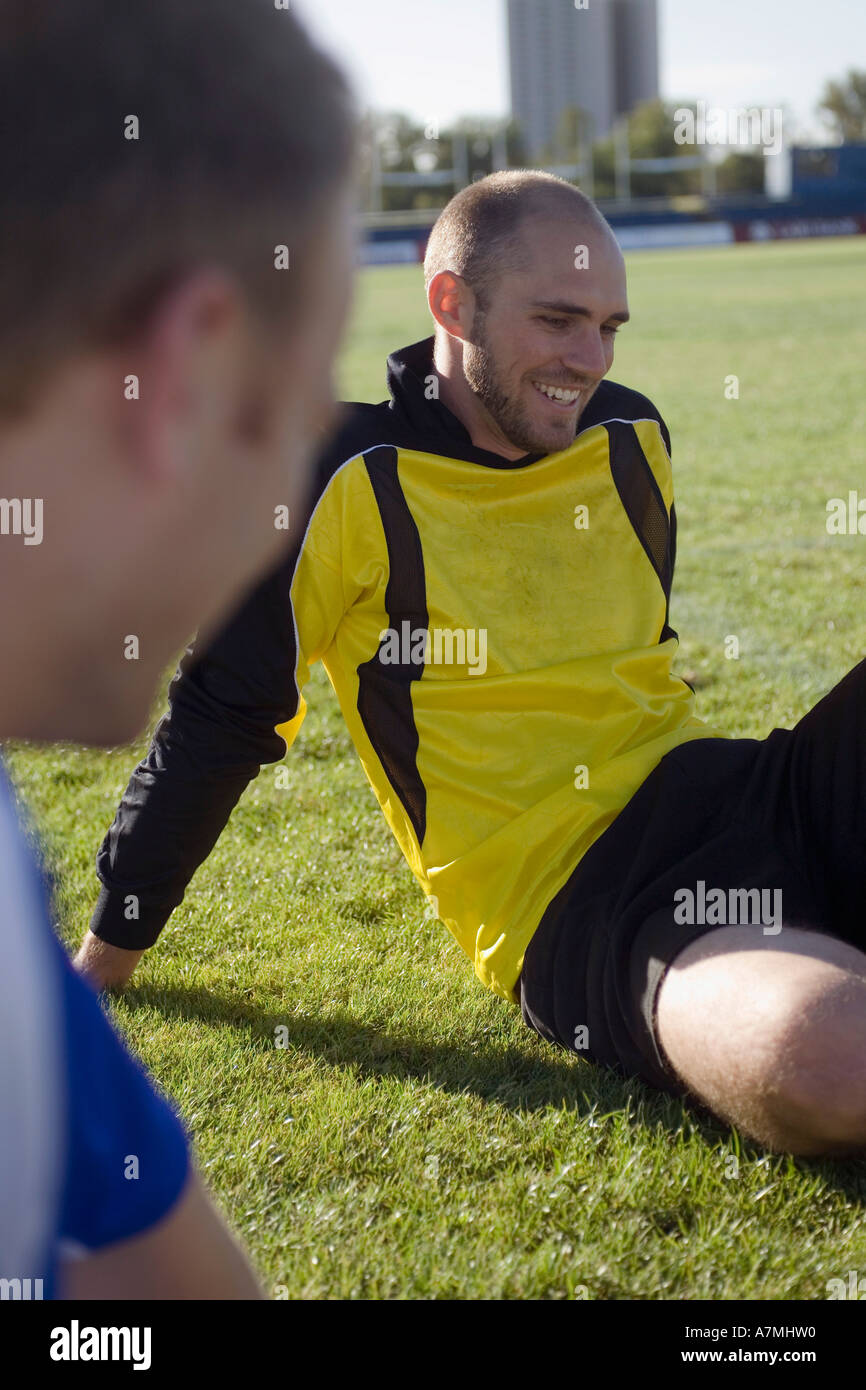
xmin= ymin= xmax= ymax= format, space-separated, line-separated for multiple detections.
xmin=0 ymin=0 xmax=356 ymax=1297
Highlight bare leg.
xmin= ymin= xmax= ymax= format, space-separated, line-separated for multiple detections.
xmin=656 ymin=925 xmax=866 ymax=1155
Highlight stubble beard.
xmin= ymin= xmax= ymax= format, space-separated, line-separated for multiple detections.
xmin=463 ymin=307 xmax=584 ymax=456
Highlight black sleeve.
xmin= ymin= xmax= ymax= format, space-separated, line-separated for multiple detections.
xmin=90 ymin=543 xmax=302 ymax=949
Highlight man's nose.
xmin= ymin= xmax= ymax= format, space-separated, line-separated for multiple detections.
xmin=562 ymin=328 xmax=609 ymax=382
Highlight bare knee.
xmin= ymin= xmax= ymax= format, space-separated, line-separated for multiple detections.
xmin=656 ymin=927 xmax=866 ymax=1155
xmin=766 ymin=975 xmax=866 ymax=1154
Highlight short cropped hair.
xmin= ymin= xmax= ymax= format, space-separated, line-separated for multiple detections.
xmin=424 ymin=170 xmax=610 ymax=310
xmin=0 ymin=0 xmax=356 ymax=416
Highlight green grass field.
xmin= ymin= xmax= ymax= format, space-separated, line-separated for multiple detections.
xmin=6 ymin=236 xmax=866 ymax=1299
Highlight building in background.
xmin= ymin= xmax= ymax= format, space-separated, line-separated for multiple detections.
xmin=507 ymin=0 xmax=659 ymax=157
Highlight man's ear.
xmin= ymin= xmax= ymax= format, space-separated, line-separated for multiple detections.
xmin=427 ymin=270 xmax=475 ymax=343
xmin=117 ymin=267 xmax=248 ymax=485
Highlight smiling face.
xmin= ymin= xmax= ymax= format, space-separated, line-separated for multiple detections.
xmin=461 ymin=214 xmax=629 ymax=456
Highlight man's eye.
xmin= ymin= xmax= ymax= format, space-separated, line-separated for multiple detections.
xmin=541 ymin=316 xmax=568 ymax=329
xmin=602 ymin=325 xmax=621 ymax=336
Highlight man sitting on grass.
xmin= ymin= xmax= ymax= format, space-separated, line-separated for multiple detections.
xmin=77 ymin=171 xmax=866 ymax=1159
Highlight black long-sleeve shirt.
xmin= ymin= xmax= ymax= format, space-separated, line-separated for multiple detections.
xmin=90 ymin=543 xmax=302 ymax=948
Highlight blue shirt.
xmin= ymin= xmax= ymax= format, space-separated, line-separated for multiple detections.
xmin=0 ymin=759 xmax=190 ymax=1298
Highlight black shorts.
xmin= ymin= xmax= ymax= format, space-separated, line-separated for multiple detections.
xmin=518 ymin=656 xmax=866 ymax=1096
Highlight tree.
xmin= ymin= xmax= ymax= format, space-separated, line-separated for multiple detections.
xmin=624 ymin=99 xmax=702 ymax=197
xmin=361 ymin=112 xmax=527 ymax=214
xmin=715 ymin=150 xmax=765 ymax=195
xmin=818 ymin=69 xmax=866 ymax=143
xmin=588 ymin=100 xmax=703 ymax=199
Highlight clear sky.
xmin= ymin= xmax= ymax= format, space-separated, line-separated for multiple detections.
xmin=291 ymin=0 xmax=863 ymax=141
